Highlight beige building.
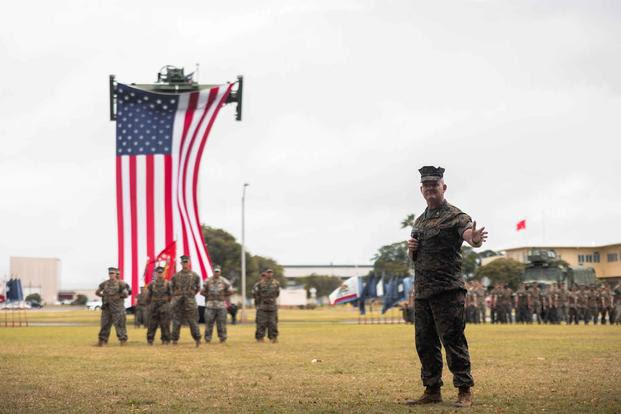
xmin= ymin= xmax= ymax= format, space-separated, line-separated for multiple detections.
xmin=9 ymin=257 xmax=61 ymax=303
xmin=502 ymin=243 xmax=621 ymax=280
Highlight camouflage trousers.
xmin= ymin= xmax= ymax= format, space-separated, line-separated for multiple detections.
xmin=585 ymin=306 xmax=599 ymax=324
xmin=255 ymin=309 xmax=278 ymax=340
xmin=204 ymin=308 xmax=227 ymax=342
xmin=98 ymin=303 xmax=128 ymax=342
xmin=171 ymin=296 xmax=201 ymax=341
xmin=134 ymin=306 xmax=148 ymax=327
xmin=414 ymin=289 xmax=474 ymax=388
xmin=147 ymin=302 xmax=171 ymax=342
xmin=568 ymin=307 xmax=580 ymax=324
xmin=516 ymin=305 xmax=530 ymax=323
xmin=478 ymin=305 xmax=486 ymax=324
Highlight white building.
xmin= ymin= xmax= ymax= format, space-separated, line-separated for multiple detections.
xmin=283 ymin=264 xmax=373 ymax=281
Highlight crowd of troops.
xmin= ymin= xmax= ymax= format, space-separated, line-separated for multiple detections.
xmin=465 ymin=281 xmax=621 ymax=325
xmin=96 ymin=255 xmax=281 ymax=346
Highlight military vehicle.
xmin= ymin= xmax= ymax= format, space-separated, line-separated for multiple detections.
xmin=522 ymin=249 xmax=597 ymax=287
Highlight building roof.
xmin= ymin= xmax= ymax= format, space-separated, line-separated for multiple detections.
xmin=502 ymin=243 xmax=621 ymax=251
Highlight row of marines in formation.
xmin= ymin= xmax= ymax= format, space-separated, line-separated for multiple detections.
xmin=95 ymin=255 xmax=281 ymax=346
xmin=464 ymin=280 xmax=621 ymax=325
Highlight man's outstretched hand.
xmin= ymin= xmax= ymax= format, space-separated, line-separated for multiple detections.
xmin=464 ymin=221 xmax=488 ymax=248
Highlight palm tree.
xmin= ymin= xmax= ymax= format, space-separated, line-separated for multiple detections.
xmin=400 ymin=214 xmax=416 ymax=229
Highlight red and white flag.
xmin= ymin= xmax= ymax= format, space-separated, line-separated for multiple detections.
xmin=114 ymin=82 xmax=232 ymax=304
xmin=516 ymin=219 xmax=526 ymax=231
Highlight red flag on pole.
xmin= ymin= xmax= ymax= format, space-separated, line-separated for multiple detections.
xmin=516 ymin=219 xmax=526 ymax=231
xmin=156 ymin=242 xmax=177 ymax=280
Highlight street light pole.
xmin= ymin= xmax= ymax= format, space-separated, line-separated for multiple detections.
xmin=240 ymin=182 xmax=249 ymax=323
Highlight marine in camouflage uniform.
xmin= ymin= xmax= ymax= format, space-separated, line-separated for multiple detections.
xmin=146 ymin=266 xmax=172 ymax=344
xmin=497 ymin=286 xmax=513 ymax=324
xmin=134 ymin=286 xmax=148 ymax=328
xmin=557 ymin=283 xmax=568 ymax=324
xmin=465 ymin=284 xmax=478 ymax=324
xmin=170 ymin=255 xmax=201 ymax=347
xmin=200 ymin=266 xmax=233 ymax=343
xmin=598 ymin=285 xmax=611 ymax=325
xmin=253 ymin=268 xmax=280 ymax=343
xmin=529 ymin=284 xmax=542 ymax=324
xmin=567 ymin=286 xmax=579 ymax=325
xmin=489 ymin=285 xmax=500 ymax=324
xmin=515 ymin=284 xmax=530 ymax=324
xmin=612 ymin=283 xmax=621 ymax=325
xmin=405 ymin=166 xmax=487 ymax=408
xmin=586 ymin=286 xmax=599 ymax=324
xmin=475 ymin=282 xmax=487 ymax=324
xmin=96 ymin=267 xmax=128 ymax=346
xmin=576 ymin=286 xmax=587 ymax=324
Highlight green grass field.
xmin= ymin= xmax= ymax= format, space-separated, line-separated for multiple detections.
xmin=1 ymin=308 xmax=620 ymax=413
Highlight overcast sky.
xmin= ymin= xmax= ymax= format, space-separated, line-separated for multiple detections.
xmin=1 ymin=1 xmax=620 ymax=288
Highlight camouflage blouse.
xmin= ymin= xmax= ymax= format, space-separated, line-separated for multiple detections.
xmin=412 ymin=200 xmax=472 ymax=299
xmin=96 ymin=279 xmax=126 ymax=305
xmin=147 ymin=278 xmax=172 ymax=304
xmin=252 ymin=279 xmax=280 ymax=311
xmin=201 ymin=277 xmax=232 ymax=309
xmin=171 ymin=270 xmax=201 ymax=298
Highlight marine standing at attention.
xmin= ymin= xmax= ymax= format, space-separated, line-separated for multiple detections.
xmin=200 ymin=266 xmax=233 ymax=344
xmin=405 ymin=166 xmax=488 ymax=408
xmin=96 ymin=267 xmax=129 ymax=346
xmin=170 ymin=255 xmax=202 ymax=347
xmin=253 ymin=268 xmax=280 ymax=343
xmin=146 ymin=266 xmax=172 ymax=345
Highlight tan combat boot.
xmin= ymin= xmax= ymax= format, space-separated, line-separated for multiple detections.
xmin=454 ymin=387 xmax=472 ymax=408
xmin=405 ymin=386 xmax=442 ymax=405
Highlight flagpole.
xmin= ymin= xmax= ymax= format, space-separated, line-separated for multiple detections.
xmin=240 ymin=183 xmax=249 ymax=323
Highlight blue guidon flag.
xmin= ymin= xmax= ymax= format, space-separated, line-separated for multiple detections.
xmin=115 ymin=82 xmax=233 ymax=305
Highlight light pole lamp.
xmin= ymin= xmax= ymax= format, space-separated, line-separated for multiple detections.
xmin=240 ymin=182 xmax=249 ymax=323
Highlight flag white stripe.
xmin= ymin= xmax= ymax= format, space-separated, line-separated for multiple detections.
xmin=136 ymin=155 xmax=147 ymax=287
xmin=153 ymin=154 xmax=165 ymax=263
xmin=182 ymin=90 xmax=214 ymax=278
xmin=120 ymin=156 xmax=132 ymax=307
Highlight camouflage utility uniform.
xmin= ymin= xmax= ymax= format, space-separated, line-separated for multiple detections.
xmin=587 ymin=288 xmax=599 ymax=324
xmin=476 ymin=285 xmax=487 ymax=324
xmin=411 ymin=200 xmax=474 ymax=389
xmin=96 ymin=278 xmax=128 ymax=344
xmin=567 ymin=289 xmax=579 ymax=325
xmin=146 ymin=278 xmax=172 ymax=343
xmin=253 ymin=278 xmax=280 ymax=341
xmin=201 ymin=276 xmax=232 ymax=342
xmin=170 ymin=269 xmax=201 ymax=343
xmin=134 ymin=287 xmax=148 ymax=328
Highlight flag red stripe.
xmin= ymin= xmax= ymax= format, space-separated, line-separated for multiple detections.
xmin=334 ymin=293 xmax=358 ymax=304
xmin=192 ymin=86 xmax=233 ymax=275
xmin=181 ymin=92 xmax=214 ymax=279
xmin=145 ymin=155 xmax=155 ymax=285
xmin=115 ymin=157 xmax=124 ymax=279
xmin=177 ymin=92 xmax=199 ymax=256
xmin=164 ymin=155 xmax=173 ymax=253
xmin=129 ymin=157 xmax=138 ymax=305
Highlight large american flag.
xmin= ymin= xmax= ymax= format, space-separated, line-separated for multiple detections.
xmin=115 ymin=82 xmax=233 ymax=305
